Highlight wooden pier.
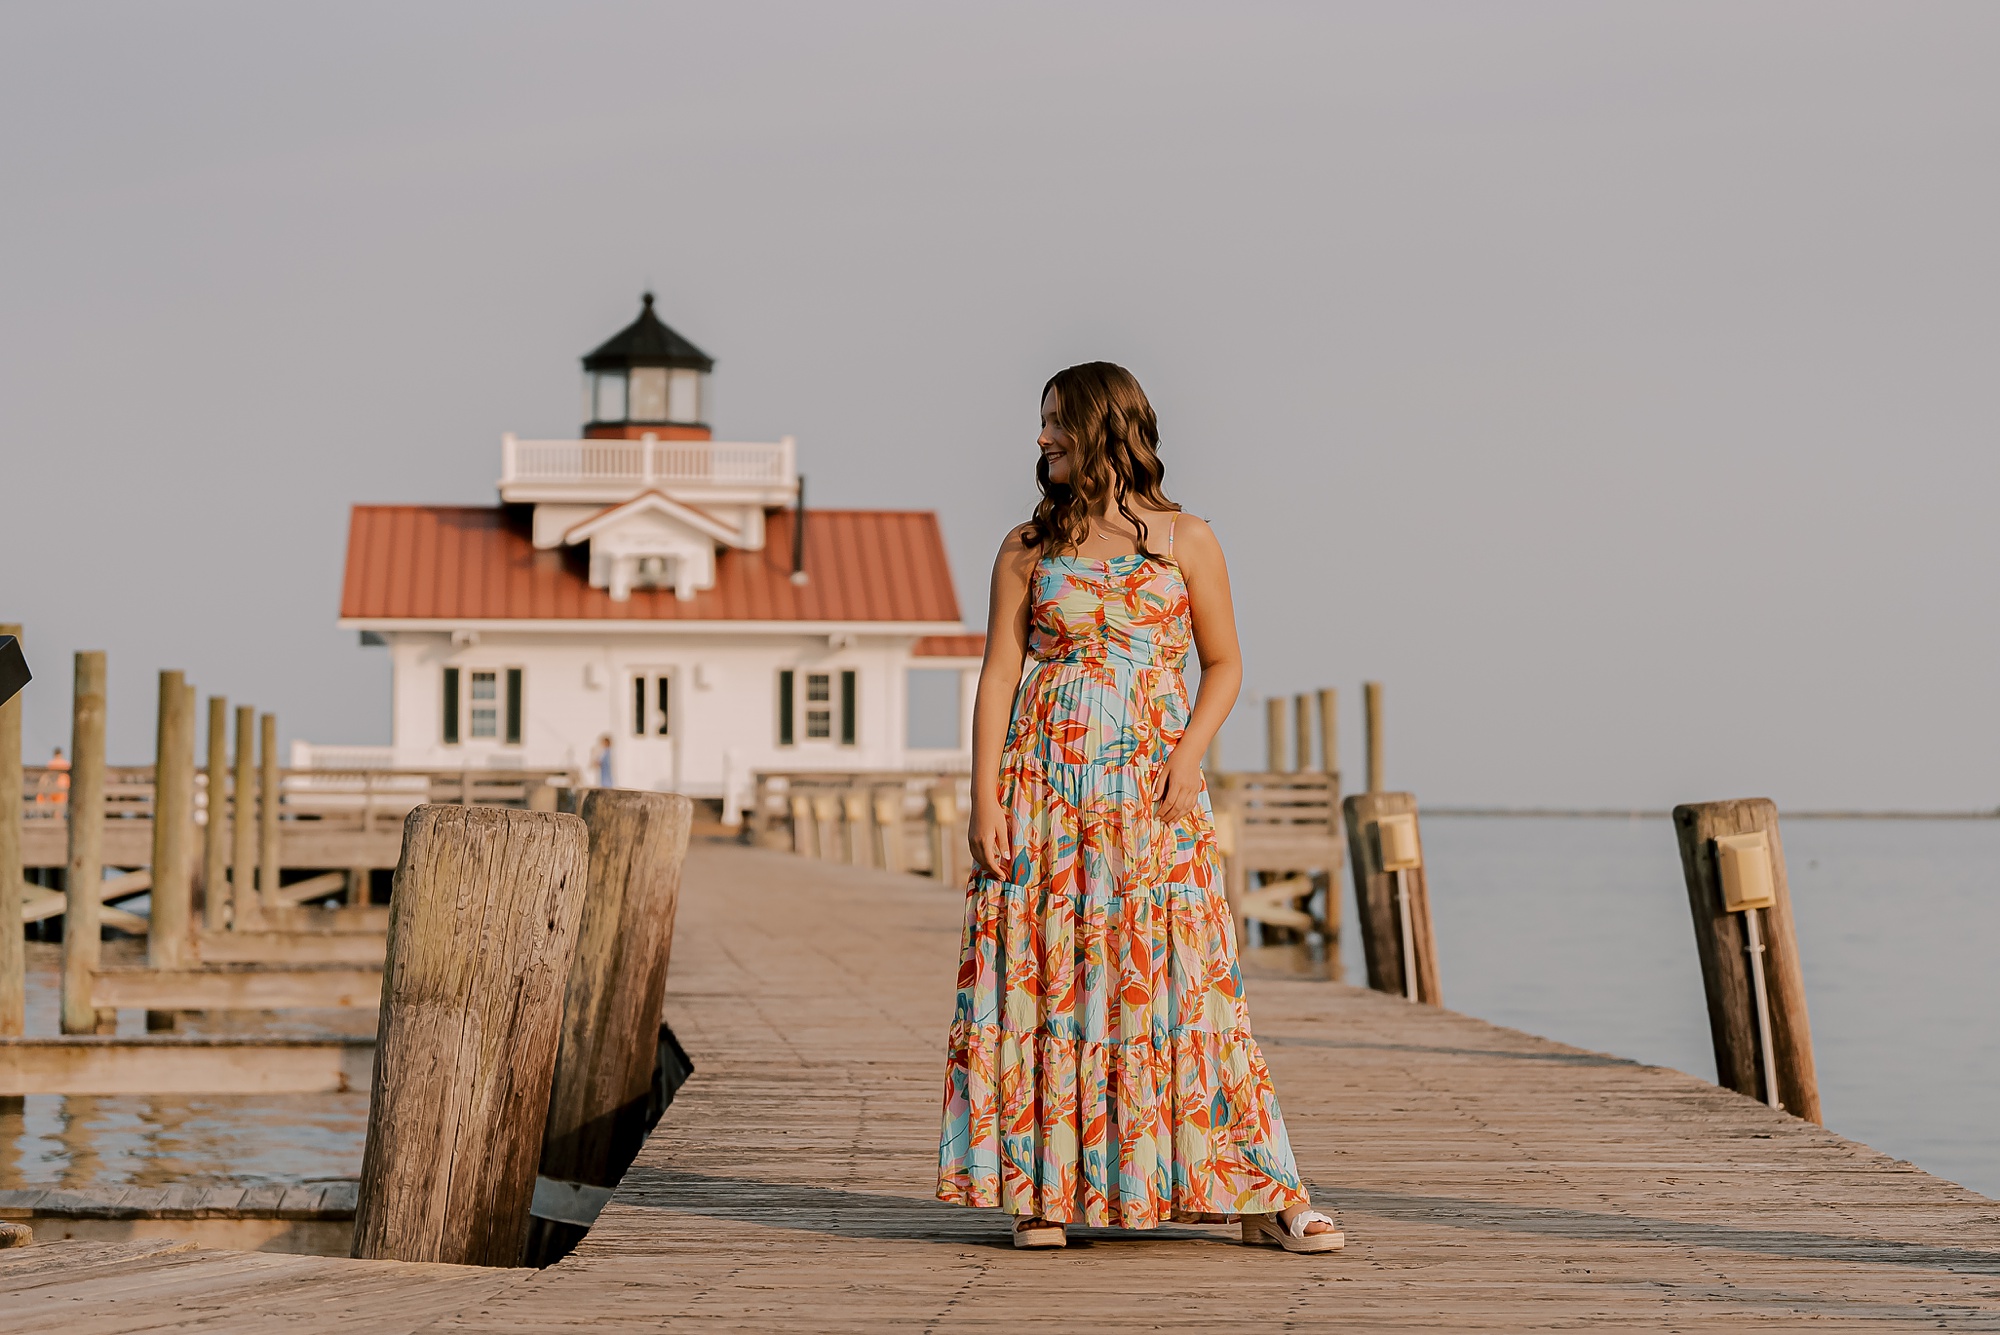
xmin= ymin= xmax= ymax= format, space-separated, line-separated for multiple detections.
xmin=5 ymin=841 xmax=2000 ymax=1329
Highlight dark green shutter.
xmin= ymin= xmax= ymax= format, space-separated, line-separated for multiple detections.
xmin=505 ymin=668 xmax=522 ymax=744
xmin=442 ymin=668 xmax=460 ymax=744
xmin=778 ymin=669 xmax=795 ymax=746
xmin=656 ymin=676 xmax=671 ymax=736
xmin=840 ymin=670 xmax=857 ymax=746
xmin=633 ymin=675 xmax=647 ymax=736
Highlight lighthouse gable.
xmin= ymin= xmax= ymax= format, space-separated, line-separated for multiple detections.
xmin=561 ymin=491 xmax=741 ymax=601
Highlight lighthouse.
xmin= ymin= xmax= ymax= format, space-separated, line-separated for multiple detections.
xmin=325 ymin=295 xmax=980 ymax=814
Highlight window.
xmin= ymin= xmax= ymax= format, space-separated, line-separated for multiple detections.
xmin=469 ymin=671 xmax=498 ymax=738
xmin=632 ymin=674 xmax=672 ymax=737
xmin=667 ymin=368 xmax=701 ymax=423
xmin=778 ymin=668 xmax=855 ymax=747
xmin=592 ymin=371 xmax=627 ymax=422
xmin=442 ymin=668 xmax=460 ymax=744
xmin=505 ymin=668 xmax=523 ymax=745
xmin=805 ymin=673 xmax=832 ymax=739
xmin=628 ymin=367 xmax=668 ymax=421
xmin=906 ymin=668 xmax=961 ymax=749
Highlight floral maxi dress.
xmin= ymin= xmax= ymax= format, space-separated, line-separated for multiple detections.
xmin=935 ymin=550 xmax=1308 ymax=1228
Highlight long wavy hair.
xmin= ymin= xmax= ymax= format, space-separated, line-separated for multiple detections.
xmin=1022 ymin=361 xmax=1179 ymax=557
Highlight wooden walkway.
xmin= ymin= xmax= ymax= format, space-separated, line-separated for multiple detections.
xmin=7 ymin=843 xmax=2000 ymax=1330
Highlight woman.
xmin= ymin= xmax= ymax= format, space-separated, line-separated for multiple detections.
xmin=935 ymin=362 xmax=1340 ymax=1253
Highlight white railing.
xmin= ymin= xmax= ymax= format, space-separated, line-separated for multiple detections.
xmin=290 ymin=742 xmax=395 ymax=770
xmin=501 ymin=435 xmax=796 ymax=490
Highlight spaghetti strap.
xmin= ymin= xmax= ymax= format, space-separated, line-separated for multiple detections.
xmin=1167 ymin=512 xmax=1179 ymax=557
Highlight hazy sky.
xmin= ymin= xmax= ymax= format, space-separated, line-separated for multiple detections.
xmin=2 ymin=2 xmax=1994 ymax=808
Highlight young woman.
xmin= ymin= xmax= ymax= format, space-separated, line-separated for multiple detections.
xmin=935 ymin=362 xmax=1340 ymax=1253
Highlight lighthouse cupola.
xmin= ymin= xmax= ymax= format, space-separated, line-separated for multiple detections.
xmin=581 ymin=292 xmax=715 ymax=440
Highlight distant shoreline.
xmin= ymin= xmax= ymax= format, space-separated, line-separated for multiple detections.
xmin=1426 ymin=807 xmax=2000 ymax=821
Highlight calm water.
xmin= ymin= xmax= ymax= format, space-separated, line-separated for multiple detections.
xmin=7 ymin=818 xmax=1996 ymax=1199
xmin=1339 ymin=815 xmax=2000 ymax=1200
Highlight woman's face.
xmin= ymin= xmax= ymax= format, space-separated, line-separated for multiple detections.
xmin=1037 ymin=386 xmax=1071 ymax=485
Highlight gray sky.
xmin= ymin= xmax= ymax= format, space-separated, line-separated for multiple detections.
xmin=2 ymin=2 xmax=1994 ymax=808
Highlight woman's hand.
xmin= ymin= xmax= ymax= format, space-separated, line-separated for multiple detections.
xmin=1152 ymin=746 xmax=1206 ymax=826
xmin=969 ymin=797 xmax=1012 ymax=880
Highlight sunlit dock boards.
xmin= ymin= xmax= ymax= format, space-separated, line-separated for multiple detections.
xmin=6 ymin=842 xmax=2000 ymax=1330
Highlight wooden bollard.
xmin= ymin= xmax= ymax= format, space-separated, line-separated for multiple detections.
xmin=788 ymin=793 xmax=814 ymax=857
xmin=0 ymin=623 xmax=23 ymax=1038
xmin=1340 ymin=791 xmax=1441 ymax=1005
xmin=147 ymin=673 xmax=197 ymax=1030
xmin=230 ymin=705 xmax=258 ymax=929
xmin=201 ymin=696 xmax=230 ymax=931
xmin=523 ymin=790 xmax=692 ymax=1267
xmin=258 ymin=713 xmax=281 ymax=913
xmin=1293 ymin=694 xmax=1312 ymax=773
xmin=1265 ymin=697 xmax=1286 ymax=771
xmin=811 ymin=793 xmax=840 ymax=862
xmin=62 ymin=651 xmax=109 ymax=1035
xmin=352 ymin=805 xmax=590 ymax=1266
xmin=1672 ymin=799 xmax=1821 ymax=1123
xmin=840 ymin=789 xmax=871 ymax=867
xmin=928 ymin=785 xmax=959 ymax=884
xmin=873 ymin=790 xmax=904 ymax=872
xmin=1363 ymin=681 xmax=1384 ymax=794
xmin=1316 ymin=687 xmax=1338 ymax=779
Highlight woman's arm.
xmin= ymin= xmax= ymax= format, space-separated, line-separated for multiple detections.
xmin=1154 ymin=514 xmax=1242 ymax=824
xmin=967 ymin=529 xmax=1037 ymax=878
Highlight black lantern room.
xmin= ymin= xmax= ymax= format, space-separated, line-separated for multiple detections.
xmin=582 ymin=293 xmax=715 ymax=439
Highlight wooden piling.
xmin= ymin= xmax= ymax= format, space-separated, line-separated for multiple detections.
xmin=201 ymin=697 xmax=229 ymax=932
xmin=62 ymin=651 xmax=108 ymax=1035
xmin=1293 ymin=694 xmax=1312 ymax=773
xmin=0 ymin=624 xmax=23 ymax=1038
xmin=1265 ymin=697 xmax=1286 ymax=772
xmin=1671 ymin=798 xmax=1821 ymax=1123
xmin=230 ymin=705 xmax=257 ymax=929
xmin=1316 ymin=687 xmax=1338 ymax=779
xmin=1340 ymin=791 xmax=1441 ymax=1004
xmin=147 ymin=673 xmax=196 ymax=1030
xmin=258 ymin=713 xmax=280 ymax=914
xmin=928 ymin=785 xmax=958 ymax=884
xmin=840 ymin=789 xmax=871 ymax=867
xmin=1363 ymin=681 xmax=1384 ymax=794
xmin=352 ymin=804 xmax=590 ymax=1267
xmin=524 ymin=790 xmax=693 ymax=1267
xmin=873 ymin=790 xmax=904 ymax=873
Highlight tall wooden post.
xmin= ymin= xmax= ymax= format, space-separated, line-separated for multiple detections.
xmin=202 ymin=697 xmax=229 ymax=931
xmin=62 ymin=651 xmax=108 ymax=1035
xmin=1292 ymin=694 xmax=1312 ymax=773
xmin=258 ymin=712 xmax=281 ymax=912
xmin=1340 ymin=791 xmax=1441 ymax=1004
xmin=524 ymin=790 xmax=693 ymax=1266
xmin=353 ymin=805 xmax=590 ymax=1267
xmin=1265 ymin=698 xmax=1286 ymax=772
xmin=0 ymin=624 xmax=23 ymax=1037
xmin=1363 ymin=681 xmax=1384 ymax=794
xmin=147 ymin=672 xmax=196 ymax=1029
xmin=230 ymin=705 xmax=258 ymax=929
xmin=1316 ymin=687 xmax=1338 ymax=779
xmin=1672 ymin=799 xmax=1821 ymax=1123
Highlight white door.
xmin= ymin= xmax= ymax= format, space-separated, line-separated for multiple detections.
xmin=624 ymin=668 xmax=679 ymax=791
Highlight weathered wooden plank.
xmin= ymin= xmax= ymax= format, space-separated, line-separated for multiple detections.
xmin=196 ymin=929 xmax=387 ymax=965
xmin=0 ymin=1035 xmax=375 ymax=1095
xmin=90 ymin=966 xmax=383 ymax=1011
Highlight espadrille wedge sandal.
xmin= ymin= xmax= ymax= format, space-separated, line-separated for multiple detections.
xmin=1243 ymin=1209 xmax=1344 ymax=1253
xmin=1012 ymin=1217 xmax=1067 ymax=1249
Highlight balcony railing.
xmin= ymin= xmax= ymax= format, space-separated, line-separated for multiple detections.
xmin=500 ymin=435 xmax=796 ymax=493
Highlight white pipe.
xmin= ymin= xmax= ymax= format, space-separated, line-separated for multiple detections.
xmin=1743 ymin=908 xmax=1782 ymax=1111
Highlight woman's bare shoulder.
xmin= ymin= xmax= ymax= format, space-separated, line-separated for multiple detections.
xmin=1167 ymin=511 xmax=1221 ymax=555
xmin=993 ymin=524 xmax=1040 ymax=579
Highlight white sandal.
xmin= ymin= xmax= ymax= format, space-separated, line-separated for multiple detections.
xmin=1013 ymin=1217 xmax=1067 ymax=1249
xmin=1243 ymin=1209 xmax=1344 ymax=1254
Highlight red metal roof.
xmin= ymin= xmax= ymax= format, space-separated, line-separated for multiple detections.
xmin=340 ymin=505 xmax=962 ymax=624
xmin=913 ymin=634 xmax=985 ymax=657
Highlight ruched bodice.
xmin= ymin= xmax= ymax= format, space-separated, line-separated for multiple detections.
xmin=1026 ymin=554 xmax=1193 ymax=672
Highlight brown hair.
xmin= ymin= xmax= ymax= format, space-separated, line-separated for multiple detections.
xmin=1022 ymin=361 xmax=1179 ymax=556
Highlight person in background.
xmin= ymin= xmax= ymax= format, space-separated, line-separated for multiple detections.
xmin=36 ymin=745 xmax=69 ymax=810
xmin=589 ymin=734 xmax=614 ymax=788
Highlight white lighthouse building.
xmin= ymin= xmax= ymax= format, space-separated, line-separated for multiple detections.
xmin=332 ymin=295 xmax=979 ymax=816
